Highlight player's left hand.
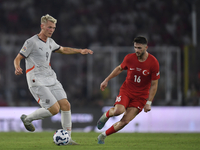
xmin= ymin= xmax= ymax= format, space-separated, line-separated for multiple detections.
xmin=80 ymin=49 xmax=93 ymax=55
xmin=15 ymin=67 xmax=23 ymax=75
xmin=144 ymin=104 xmax=151 ymax=113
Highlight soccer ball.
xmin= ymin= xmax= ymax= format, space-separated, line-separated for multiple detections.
xmin=53 ymin=129 xmax=71 ymax=146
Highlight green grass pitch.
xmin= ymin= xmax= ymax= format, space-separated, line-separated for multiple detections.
xmin=0 ymin=132 xmax=199 ymax=150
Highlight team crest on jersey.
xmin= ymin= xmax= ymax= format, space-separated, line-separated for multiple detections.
xmin=46 ymin=99 xmax=50 ymax=104
xmin=21 ymin=46 xmax=27 ymax=52
xmin=142 ymin=70 xmax=150 ymax=76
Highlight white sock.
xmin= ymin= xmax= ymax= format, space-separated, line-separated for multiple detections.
xmin=102 ymin=131 xmax=106 ymax=136
xmin=25 ymin=108 xmax=53 ymax=122
xmin=61 ymin=110 xmax=72 ymax=137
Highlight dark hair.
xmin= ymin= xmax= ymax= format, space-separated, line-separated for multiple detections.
xmin=133 ymin=36 xmax=148 ymax=45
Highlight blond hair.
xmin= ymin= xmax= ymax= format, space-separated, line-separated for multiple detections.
xmin=41 ymin=14 xmax=57 ymax=24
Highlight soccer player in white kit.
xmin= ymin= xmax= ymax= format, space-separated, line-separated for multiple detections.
xmin=14 ymin=14 xmax=93 ymax=145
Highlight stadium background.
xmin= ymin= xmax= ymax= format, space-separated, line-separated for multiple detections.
xmin=0 ymin=0 xmax=200 ymax=132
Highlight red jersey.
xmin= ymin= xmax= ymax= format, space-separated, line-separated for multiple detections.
xmin=120 ymin=53 xmax=160 ymax=99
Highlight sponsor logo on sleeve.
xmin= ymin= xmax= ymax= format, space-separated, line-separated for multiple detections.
xmin=21 ymin=46 xmax=27 ymax=52
xmin=156 ymin=71 xmax=160 ymax=76
xmin=115 ymin=96 xmax=121 ymax=102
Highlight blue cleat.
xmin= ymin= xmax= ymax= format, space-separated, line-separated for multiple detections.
xmin=97 ymin=112 xmax=109 ymax=130
xmin=97 ymin=133 xmax=106 ymax=144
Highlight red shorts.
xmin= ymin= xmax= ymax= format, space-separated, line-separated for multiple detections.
xmin=114 ymin=89 xmax=147 ymax=112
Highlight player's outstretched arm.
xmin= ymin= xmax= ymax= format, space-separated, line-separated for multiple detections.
xmin=100 ymin=65 xmax=123 ymax=91
xmin=14 ymin=53 xmax=24 ymax=75
xmin=56 ymin=46 xmax=93 ymax=55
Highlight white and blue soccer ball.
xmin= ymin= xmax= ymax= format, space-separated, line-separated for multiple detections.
xmin=53 ymin=129 xmax=71 ymax=146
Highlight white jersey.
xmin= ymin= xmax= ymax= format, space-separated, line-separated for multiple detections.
xmin=20 ymin=35 xmax=60 ymax=88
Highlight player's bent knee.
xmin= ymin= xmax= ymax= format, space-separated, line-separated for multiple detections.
xmin=48 ymin=103 xmax=60 ymax=115
xmin=59 ymin=99 xmax=71 ymax=111
xmin=49 ymin=108 xmax=59 ymax=115
xmin=113 ymin=109 xmax=124 ymax=116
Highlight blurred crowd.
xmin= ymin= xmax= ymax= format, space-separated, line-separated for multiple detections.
xmin=0 ymin=0 xmax=192 ymax=47
xmin=0 ymin=0 xmax=199 ymax=107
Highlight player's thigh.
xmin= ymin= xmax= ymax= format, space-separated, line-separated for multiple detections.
xmin=29 ymin=86 xmax=57 ymax=109
xmin=120 ymin=107 xmax=139 ymax=123
xmin=51 ymin=82 xmax=67 ymax=101
xmin=128 ymin=97 xmax=147 ymax=113
xmin=113 ymin=104 xmax=126 ymax=115
xmin=50 ymin=82 xmax=69 ymax=111
xmin=114 ymin=90 xmax=130 ymax=109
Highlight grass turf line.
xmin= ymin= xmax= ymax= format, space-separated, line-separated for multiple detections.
xmin=0 ymin=132 xmax=199 ymax=150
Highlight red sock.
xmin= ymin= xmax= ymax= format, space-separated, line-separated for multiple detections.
xmin=106 ymin=110 xmax=110 ymax=118
xmin=105 ymin=125 xmax=117 ymax=136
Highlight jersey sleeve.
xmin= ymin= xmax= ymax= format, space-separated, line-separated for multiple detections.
xmin=151 ymin=59 xmax=160 ymax=80
xmin=50 ymin=38 xmax=60 ymax=52
xmin=120 ymin=55 xmax=129 ymax=70
xmin=19 ymin=39 xmax=34 ymax=58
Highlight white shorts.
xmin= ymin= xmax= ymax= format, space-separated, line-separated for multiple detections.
xmin=29 ymin=82 xmax=67 ymax=109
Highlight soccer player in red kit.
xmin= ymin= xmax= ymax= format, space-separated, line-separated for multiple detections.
xmin=97 ymin=36 xmax=160 ymax=144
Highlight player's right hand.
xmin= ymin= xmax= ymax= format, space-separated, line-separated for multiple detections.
xmin=15 ymin=67 xmax=23 ymax=75
xmin=100 ymin=81 xmax=108 ymax=91
xmin=144 ymin=104 xmax=151 ymax=112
